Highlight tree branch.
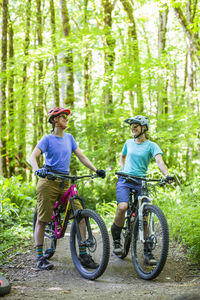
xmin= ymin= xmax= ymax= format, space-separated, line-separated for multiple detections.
xmin=174 ymin=6 xmax=200 ymax=63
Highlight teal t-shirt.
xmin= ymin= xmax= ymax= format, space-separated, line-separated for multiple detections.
xmin=122 ymin=139 xmax=163 ymax=177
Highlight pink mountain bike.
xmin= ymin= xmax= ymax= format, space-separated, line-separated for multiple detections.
xmin=33 ymin=171 xmax=110 ymax=280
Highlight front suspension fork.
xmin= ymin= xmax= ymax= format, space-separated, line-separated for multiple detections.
xmin=138 ymin=196 xmax=153 ymax=243
xmin=73 ymin=210 xmax=93 ymax=247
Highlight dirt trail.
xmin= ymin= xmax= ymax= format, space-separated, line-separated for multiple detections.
xmin=1 ymin=229 xmax=200 ymax=300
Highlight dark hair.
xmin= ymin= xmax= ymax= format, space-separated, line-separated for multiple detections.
xmin=141 ymin=124 xmax=149 ymax=139
xmin=51 ymin=122 xmax=55 ymax=133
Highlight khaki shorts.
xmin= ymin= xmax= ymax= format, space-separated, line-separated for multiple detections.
xmin=36 ymin=177 xmax=82 ymax=223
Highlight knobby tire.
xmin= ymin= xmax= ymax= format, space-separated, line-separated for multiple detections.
xmin=70 ymin=209 xmax=110 ymax=280
xmin=131 ymin=204 xmax=169 ymax=280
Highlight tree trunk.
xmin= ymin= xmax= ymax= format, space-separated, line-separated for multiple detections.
xmin=18 ymin=0 xmax=31 ymax=179
xmin=83 ymin=0 xmax=93 ymax=153
xmin=141 ymin=24 xmax=152 ymax=111
xmin=101 ymin=0 xmax=115 ymax=113
xmin=36 ymin=0 xmax=44 ymax=137
xmin=120 ymin=0 xmax=143 ymax=113
xmin=50 ymin=0 xmax=60 ymax=106
xmin=7 ymin=20 xmax=15 ymax=177
xmin=157 ymin=4 xmax=169 ymax=116
xmin=101 ymin=0 xmax=116 ymax=113
xmin=60 ymin=0 xmax=75 ymax=107
xmin=101 ymin=0 xmax=117 ymax=167
xmin=60 ymin=0 xmax=77 ymax=174
xmin=173 ymin=6 xmax=200 ymax=64
xmin=185 ymin=0 xmax=195 ymax=180
xmin=0 ymin=0 xmax=8 ymax=177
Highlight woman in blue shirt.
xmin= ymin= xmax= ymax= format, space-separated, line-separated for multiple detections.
xmin=111 ymin=115 xmax=173 ymax=265
xmin=29 ymin=107 xmax=105 ymax=270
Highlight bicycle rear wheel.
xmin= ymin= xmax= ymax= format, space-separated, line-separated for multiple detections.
xmin=33 ymin=208 xmax=57 ymax=259
xmin=131 ymin=204 xmax=169 ymax=280
xmin=70 ymin=209 xmax=110 ymax=280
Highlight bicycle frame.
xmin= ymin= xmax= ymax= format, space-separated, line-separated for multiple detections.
xmin=52 ymin=183 xmax=79 ymax=239
xmin=116 ymin=172 xmax=164 ymax=243
xmin=48 ymin=173 xmax=95 ymax=241
xmin=115 ymin=171 xmax=170 ymax=280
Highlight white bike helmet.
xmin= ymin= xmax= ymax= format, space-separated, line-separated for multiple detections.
xmin=124 ymin=115 xmax=149 ymax=130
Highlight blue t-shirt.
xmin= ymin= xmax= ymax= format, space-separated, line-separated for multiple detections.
xmin=37 ymin=133 xmax=78 ymax=174
xmin=122 ymin=139 xmax=163 ymax=177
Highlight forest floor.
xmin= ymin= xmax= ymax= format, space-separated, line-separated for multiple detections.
xmin=1 ymin=228 xmax=200 ymax=300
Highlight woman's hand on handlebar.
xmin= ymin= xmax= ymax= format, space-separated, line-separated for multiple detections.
xmin=35 ymin=168 xmax=48 ymax=178
xmin=165 ymin=175 xmax=174 ymax=184
xmin=96 ymin=169 xmax=106 ymax=178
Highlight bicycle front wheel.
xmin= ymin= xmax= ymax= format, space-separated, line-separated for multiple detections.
xmin=33 ymin=208 xmax=57 ymax=259
xmin=131 ymin=204 xmax=169 ymax=280
xmin=70 ymin=209 xmax=110 ymax=280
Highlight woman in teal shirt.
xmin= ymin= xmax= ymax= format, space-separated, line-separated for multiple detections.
xmin=111 ymin=115 xmax=173 ymax=265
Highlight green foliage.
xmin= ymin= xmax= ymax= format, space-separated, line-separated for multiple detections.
xmin=153 ymin=181 xmax=200 ymax=263
xmin=0 ymin=176 xmax=36 ymax=264
xmin=96 ymin=201 xmax=117 ymax=229
xmin=77 ymin=173 xmax=117 ymax=210
xmin=1 ymin=0 xmax=200 ymax=265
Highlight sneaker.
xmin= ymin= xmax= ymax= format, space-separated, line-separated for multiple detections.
xmin=37 ymin=257 xmax=54 ymax=270
xmin=113 ymin=239 xmax=123 ymax=256
xmin=79 ymin=254 xmax=99 ymax=269
xmin=144 ymin=253 xmax=157 ymax=266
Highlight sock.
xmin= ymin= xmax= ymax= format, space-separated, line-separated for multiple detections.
xmin=36 ymin=244 xmax=43 ymax=261
xmin=79 ymin=245 xmax=87 ymax=257
xmin=111 ymin=223 xmax=123 ymax=241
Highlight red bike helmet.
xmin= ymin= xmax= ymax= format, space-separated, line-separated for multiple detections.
xmin=48 ymin=107 xmax=70 ymax=124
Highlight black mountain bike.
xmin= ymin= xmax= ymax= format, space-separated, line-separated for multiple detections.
xmin=115 ymin=171 xmax=170 ymax=280
xmin=33 ymin=172 xmax=110 ymax=280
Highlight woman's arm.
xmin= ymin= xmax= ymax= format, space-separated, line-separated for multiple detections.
xmin=120 ymin=153 xmax=126 ymax=169
xmin=29 ymin=147 xmax=42 ymax=171
xmin=155 ymin=154 xmax=169 ymax=176
xmin=74 ymin=147 xmax=97 ymax=172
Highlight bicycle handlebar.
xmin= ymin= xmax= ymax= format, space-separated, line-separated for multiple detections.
xmin=115 ymin=171 xmax=168 ymax=185
xmin=37 ymin=171 xmax=98 ymax=181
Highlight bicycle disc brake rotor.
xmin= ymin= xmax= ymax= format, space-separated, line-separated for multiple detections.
xmin=85 ymin=236 xmax=97 ymax=253
xmin=149 ymin=234 xmax=157 ymax=250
